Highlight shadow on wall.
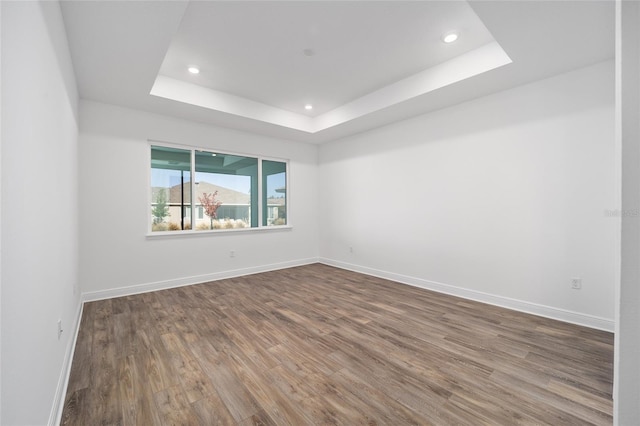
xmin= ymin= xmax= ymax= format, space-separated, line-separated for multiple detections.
xmin=319 ymin=61 xmax=614 ymax=163
xmin=40 ymin=1 xmax=79 ymax=125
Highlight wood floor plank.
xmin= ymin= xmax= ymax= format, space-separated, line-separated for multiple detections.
xmin=160 ymin=332 xmax=217 ymax=404
xmin=331 ymin=367 xmax=426 ymax=425
xmin=191 ymin=392 xmax=237 ymax=426
xmin=236 ymin=409 xmax=277 ymax=426
xmin=224 ymin=347 xmax=313 ymax=426
xmin=62 ymin=263 xmax=614 ymax=425
xmin=205 ymin=362 xmax=262 ymax=422
xmin=118 ymin=354 xmax=164 ymax=426
xmin=153 ymin=385 xmax=201 ymax=426
xmin=136 ymin=329 xmax=180 ymax=394
xmin=547 ymin=378 xmax=613 ymax=415
xmin=86 ymin=303 xmax=122 ymax=425
xmin=61 ymin=388 xmax=90 ymax=426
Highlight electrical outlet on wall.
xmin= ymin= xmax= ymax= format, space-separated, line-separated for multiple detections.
xmin=57 ymin=319 xmax=63 ymax=340
xmin=571 ymin=277 xmax=582 ymax=289
xmin=230 ymin=250 xmax=236 ymax=258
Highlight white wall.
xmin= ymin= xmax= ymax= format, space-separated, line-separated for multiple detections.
xmin=615 ymin=0 xmax=640 ymax=422
xmin=78 ymin=100 xmax=318 ymax=299
xmin=1 ymin=2 xmax=80 ymax=425
xmin=0 ymin=3 xmax=3 ymax=422
xmin=319 ymin=61 xmax=616 ymax=330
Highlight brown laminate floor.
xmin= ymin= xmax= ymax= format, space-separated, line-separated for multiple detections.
xmin=62 ymin=263 xmax=613 ymax=425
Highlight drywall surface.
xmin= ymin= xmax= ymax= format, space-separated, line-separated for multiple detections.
xmin=319 ymin=61 xmax=616 ymax=329
xmin=614 ymin=0 xmax=640 ymax=422
xmin=78 ymin=100 xmax=319 ymax=298
xmin=1 ymin=2 xmax=80 ymax=424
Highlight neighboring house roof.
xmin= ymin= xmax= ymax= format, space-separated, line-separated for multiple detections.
xmin=171 ymin=181 xmax=250 ymax=205
xmin=151 ymin=182 xmax=285 ymax=206
xmin=266 ymin=196 xmax=286 ymax=206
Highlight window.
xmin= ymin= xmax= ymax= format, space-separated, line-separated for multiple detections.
xmin=150 ymin=146 xmax=191 ymax=231
xmin=150 ymin=144 xmax=288 ymax=233
xmin=263 ymin=160 xmax=287 ymax=226
xmin=195 ymin=150 xmax=257 ymax=230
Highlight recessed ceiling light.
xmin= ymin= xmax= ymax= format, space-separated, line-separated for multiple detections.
xmin=305 ymin=104 xmax=313 ymax=110
xmin=442 ymin=32 xmax=459 ymax=43
xmin=188 ymin=66 xmax=200 ymax=74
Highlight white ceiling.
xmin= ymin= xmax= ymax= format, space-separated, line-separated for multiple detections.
xmin=159 ymin=1 xmax=495 ymax=116
xmin=60 ymin=0 xmax=614 ymax=144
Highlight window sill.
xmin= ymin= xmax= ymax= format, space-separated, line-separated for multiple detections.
xmin=146 ymin=225 xmax=293 ymax=239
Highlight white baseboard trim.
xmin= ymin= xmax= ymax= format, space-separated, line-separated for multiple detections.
xmin=49 ymin=299 xmax=84 ymax=426
xmin=320 ymin=258 xmax=614 ymax=332
xmin=82 ymin=257 xmax=319 ymax=302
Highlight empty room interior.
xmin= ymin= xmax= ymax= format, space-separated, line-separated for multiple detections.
xmin=2 ymin=0 xmax=640 ymax=425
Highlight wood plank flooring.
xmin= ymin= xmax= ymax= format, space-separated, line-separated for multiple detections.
xmin=61 ymin=263 xmax=613 ymax=425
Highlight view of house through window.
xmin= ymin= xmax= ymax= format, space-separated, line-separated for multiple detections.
xmin=263 ymin=160 xmax=287 ymax=226
xmin=150 ymin=146 xmax=192 ymax=231
xmin=195 ymin=150 xmax=257 ymax=230
xmin=150 ymin=145 xmax=287 ymax=232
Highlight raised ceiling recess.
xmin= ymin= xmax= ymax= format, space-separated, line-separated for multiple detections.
xmin=60 ymin=1 xmax=614 ymax=143
xmin=151 ymin=1 xmax=511 ymax=133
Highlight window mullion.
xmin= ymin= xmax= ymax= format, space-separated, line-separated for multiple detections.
xmin=257 ymin=158 xmax=263 ymax=227
xmin=190 ymin=149 xmax=195 ymax=231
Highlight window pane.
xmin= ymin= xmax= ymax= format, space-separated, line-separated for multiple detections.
xmin=194 ymin=150 xmax=258 ymax=230
xmin=262 ymin=160 xmax=287 ymax=226
xmin=151 ymin=146 xmax=192 ymax=231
